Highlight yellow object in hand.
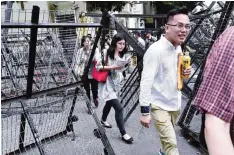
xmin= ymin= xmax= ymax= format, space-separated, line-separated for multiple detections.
xmin=183 ymin=52 xmax=191 ymax=79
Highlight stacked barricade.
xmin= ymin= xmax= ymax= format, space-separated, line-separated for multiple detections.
xmin=1 ymin=6 xmax=115 ymax=155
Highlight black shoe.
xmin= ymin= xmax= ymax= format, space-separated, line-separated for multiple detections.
xmin=101 ymin=120 xmax=112 ymax=128
xmin=122 ymin=134 xmax=133 ymax=144
xmin=94 ymin=98 xmax=99 ymax=107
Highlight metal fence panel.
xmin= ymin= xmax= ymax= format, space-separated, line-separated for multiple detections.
xmin=1 ymin=6 xmax=115 ymax=155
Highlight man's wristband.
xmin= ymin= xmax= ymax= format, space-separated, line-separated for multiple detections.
xmin=141 ymin=106 xmax=150 ymax=113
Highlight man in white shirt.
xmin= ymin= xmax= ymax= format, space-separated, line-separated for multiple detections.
xmin=139 ymin=6 xmax=191 ymax=155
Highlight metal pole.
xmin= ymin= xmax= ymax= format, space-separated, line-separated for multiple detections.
xmin=21 ymin=101 xmax=46 ymax=155
xmin=19 ymin=5 xmax=40 ymax=152
xmin=19 ymin=112 xmax=26 ymax=150
xmin=26 ymin=5 xmax=40 ymax=98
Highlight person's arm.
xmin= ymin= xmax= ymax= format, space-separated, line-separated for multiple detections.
xmin=152 ymin=36 xmax=157 ymax=42
xmin=102 ymin=65 xmax=122 ymax=71
xmin=103 ymin=55 xmax=125 ymax=71
xmin=139 ymin=46 xmax=161 ymax=115
xmin=93 ymin=48 xmax=100 ymax=62
xmin=95 ymin=51 xmax=123 ymax=71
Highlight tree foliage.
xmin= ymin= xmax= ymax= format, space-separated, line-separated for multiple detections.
xmin=150 ymin=1 xmax=199 ymax=14
xmin=86 ymin=1 xmax=128 ymax=12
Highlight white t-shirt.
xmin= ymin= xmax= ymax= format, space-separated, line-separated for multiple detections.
xmin=97 ymin=54 xmax=128 ymax=102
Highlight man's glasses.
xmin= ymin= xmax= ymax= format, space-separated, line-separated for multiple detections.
xmin=166 ymin=23 xmax=191 ymax=30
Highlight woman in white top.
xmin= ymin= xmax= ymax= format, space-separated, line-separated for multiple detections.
xmin=75 ymin=36 xmax=99 ymax=112
xmin=96 ymin=33 xmax=133 ymax=144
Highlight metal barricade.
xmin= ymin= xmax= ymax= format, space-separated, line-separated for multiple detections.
xmin=1 ymin=6 xmax=115 ymax=155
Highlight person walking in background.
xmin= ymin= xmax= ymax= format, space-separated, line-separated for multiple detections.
xmin=134 ymin=31 xmax=146 ymax=79
xmin=193 ymin=26 xmax=234 ymax=155
xmin=78 ymin=12 xmax=92 ymax=41
xmin=96 ymin=33 xmax=133 ymax=144
xmin=74 ymin=36 xmax=99 ymax=114
xmin=135 ymin=31 xmax=146 ymax=50
xmin=157 ymin=26 xmax=165 ymax=41
xmin=139 ymin=6 xmax=191 ymax=155
xmin=145 ymin=30 xmax=157 ymax=50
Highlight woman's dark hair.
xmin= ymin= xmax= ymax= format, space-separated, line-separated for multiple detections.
xmin=81 ymin=36 xmax=90 ymax=47
xmin=107 ymin=33 xmax=127 ymax=59
xmin=166 ymin=6 xmax=189 ymax=24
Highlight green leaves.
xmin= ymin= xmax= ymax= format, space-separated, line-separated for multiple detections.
xmin=150 ymin=1 xmax=199 ymax=13
xmin=86 ymin=1 xmax=128 ymax=12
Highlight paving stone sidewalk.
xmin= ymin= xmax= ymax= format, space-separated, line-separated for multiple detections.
xmin=72 ymin=93 xmax=204 ymax=155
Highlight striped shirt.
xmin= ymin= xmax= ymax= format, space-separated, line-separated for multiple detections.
xmin=193 ymin=26 xmax=234 ymax=123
